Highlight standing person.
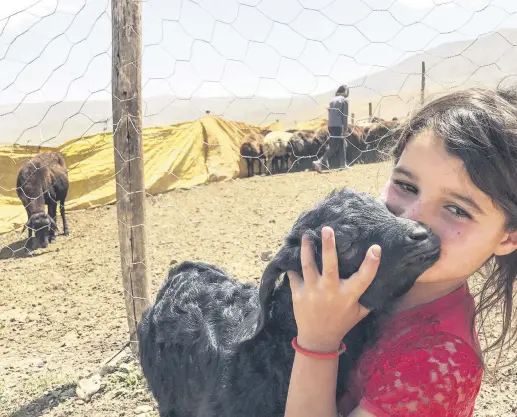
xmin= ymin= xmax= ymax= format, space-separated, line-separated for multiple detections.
xmin=284 ymin=86 xmax=517 ymax=416
xmin=313 ymin=85 xmax=350 ymax=173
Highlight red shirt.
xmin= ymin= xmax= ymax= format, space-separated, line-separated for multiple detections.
xmin=338 ymin=284 xmax=484 ymax=416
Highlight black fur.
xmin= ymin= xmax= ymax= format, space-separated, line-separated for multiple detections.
xmin=138 ymin=187 xmax=441 ymax=417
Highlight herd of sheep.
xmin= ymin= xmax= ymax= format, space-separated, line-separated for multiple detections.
xmin=13 ymin=116 xmax=401 ymax=253
xmin=239 ymin=117 xmax=401 ymax=176
xmin=13 ymin=118 xmax=401 ymax=252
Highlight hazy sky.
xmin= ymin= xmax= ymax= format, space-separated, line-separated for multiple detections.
xmin=1 ymin=0 xmax=516 ymax=108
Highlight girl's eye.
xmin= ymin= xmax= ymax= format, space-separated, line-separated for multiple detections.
xmin=393 ymin=180 xmax=418 ymax=194
xmin=445 ymin=205 xmax=472 ymax=219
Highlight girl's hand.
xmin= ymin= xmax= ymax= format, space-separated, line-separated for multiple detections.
xmin=287 ymin=226 xmax=382 ymax=353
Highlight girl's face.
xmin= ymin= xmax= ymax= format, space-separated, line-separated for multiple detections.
xmin=380 ymin=129 xmax=517 ymax=283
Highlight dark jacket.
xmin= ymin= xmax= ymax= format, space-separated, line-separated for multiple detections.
xmin=328 ymin=95 xmax=349 ymax=128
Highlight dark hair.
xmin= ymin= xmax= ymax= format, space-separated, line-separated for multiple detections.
xmin=391 ymin=86 xmax=517 ymax=370
xmin=336 ymin=85 xmax=349 ymax=98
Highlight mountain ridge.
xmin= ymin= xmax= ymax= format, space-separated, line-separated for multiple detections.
xmin=2 ymin=28 xmax=517 ymax=145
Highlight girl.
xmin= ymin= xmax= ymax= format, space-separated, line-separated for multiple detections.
xmin=284 ymin=87 xmax=517 ymax=416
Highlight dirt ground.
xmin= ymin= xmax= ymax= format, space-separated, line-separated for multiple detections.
xmin=1 ymin=162 xmax=516 ymax=417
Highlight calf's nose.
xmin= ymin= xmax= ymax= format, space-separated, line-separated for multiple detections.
xmin=407 ymin=223 xmax=430 ymax=242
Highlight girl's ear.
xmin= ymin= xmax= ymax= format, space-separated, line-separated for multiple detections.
xmin=494 ymin=230 xmax=517 ymax=256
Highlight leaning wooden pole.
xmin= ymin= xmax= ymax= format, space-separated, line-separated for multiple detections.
xmin=111 ymin=0 xmax=149 ymax=356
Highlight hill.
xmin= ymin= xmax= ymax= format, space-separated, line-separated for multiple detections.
xmin=336 ymin=28 xmax=517 ymax=119
xmin=1 ymin=29 xmax=517 ymax=145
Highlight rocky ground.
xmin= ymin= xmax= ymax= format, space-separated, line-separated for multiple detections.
xmin=1 ymin=162 xmax=515 ymax=416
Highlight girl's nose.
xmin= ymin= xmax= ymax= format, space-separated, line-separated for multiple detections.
xmin=399 ymin=201 xmax=422 ymax=223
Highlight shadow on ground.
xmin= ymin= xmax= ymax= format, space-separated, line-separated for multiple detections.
xmin=0 ymin=239 xmax=35 ymax=261
xmin=9 ymin=383 xmax=76 ymax=417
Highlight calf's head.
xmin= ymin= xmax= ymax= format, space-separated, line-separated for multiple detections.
xmin=26 ymin=212 xmax=56 ymax=249
xmin=243 ymin=187 xmax=441 ymax=339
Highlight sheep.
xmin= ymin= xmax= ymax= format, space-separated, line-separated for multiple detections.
xmin=337 ymin=121 xmax=402 ymax=166
xmin=288 ymin=128 xmax=328 ymax=159
xmin=16 ymin=151 xmax=69 ymax=249
xmin=341 ymin=124 xmax=369 ymax=165
xmin=281 ymin=128 xmax=329 ymax=171
xmin=284 ymin=130 xmax=311 ymax=162
xmin=262 ymin=131 xmax=297 ymax=174
xmin=361 ymin=120 xmax=402 ymax=164
xmin=288 ymin=125 xmax=367 ymax=168
xmin=240 ymin=130 xmax=271 ymax=177
xmin=138 ymin=187 xmax=441 ymax=417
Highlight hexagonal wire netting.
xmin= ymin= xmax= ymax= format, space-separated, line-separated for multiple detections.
xmin=1 ymin=0 xmax=517 ymax=416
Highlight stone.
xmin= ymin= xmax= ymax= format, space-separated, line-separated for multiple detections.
xmin=76 ymin=373 xmax=101 ymax=402
xmin=135 ymin=404 xmax=153 ymax=414
xmin=260 ymin=251 xmax=273 ymax=261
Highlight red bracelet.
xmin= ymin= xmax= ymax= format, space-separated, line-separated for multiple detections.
xmin=291 ymin=337 xmax=347 ymax=359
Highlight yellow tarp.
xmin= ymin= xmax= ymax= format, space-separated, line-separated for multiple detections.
xmin=261 ymin=121 xmax=284 ymax=131
xmin=293 ymin=119 xmax=328 ymax=131
xmin=0 ymin=116 xmax=271 ymax=235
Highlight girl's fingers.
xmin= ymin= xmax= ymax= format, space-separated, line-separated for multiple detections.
xmin=357 ymin=304 xmax=372 ymax=319
xmin=300 ymin=234 xmax=319 ymax=288
xmin=321 ymin=226 xmax=340 ymax=287
xmin=286 ymin=270 xmax=303 ymax=292
xmin=345 ymin=244 xmax=382 ymax=299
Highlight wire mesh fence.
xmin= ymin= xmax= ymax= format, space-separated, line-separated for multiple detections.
xmin=1 ymin=0 xmax=517 ymax=416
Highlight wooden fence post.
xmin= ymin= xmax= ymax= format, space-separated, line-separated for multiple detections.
xmin=111 ymin=0 xmax=149 ymax=356
xmin=368 ymin=103 xmax=372 ymax=120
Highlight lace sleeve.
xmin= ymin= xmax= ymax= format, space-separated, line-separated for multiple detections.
xmin=358 ymin=331 xmax=483 ymax=417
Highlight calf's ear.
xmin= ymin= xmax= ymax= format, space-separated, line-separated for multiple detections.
xmin=333 ymin=226 xmax=360 ymax=258
xmin=232 ymin=258 xmax=283 ymax=344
